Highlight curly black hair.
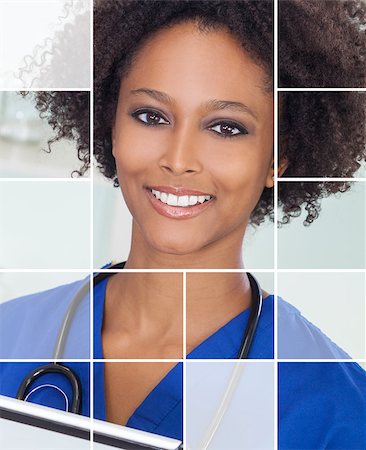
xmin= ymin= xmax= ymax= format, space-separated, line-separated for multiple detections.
xmin=27 ymin=0 xmax=366 ymax=226
xmin=279 ymin=91 xmax=366 ymax=224
xmin=22 ymin=91 xmax=90 ymax=176
xmin=279 ymin=0 xmax=366 ymax=88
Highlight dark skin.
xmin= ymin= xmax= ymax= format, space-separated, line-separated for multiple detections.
xmin=104 ymin=22 xmax=281 ymax=426
xmin=103 ymin=271 xmax=269 ymax=426
xmin=102 ymin=273 xmax=183 ymax=360
xmin=112 ymin=23 xmax=276 ymax=269
xmin=104 ymin=361 xmax=177 ymax=426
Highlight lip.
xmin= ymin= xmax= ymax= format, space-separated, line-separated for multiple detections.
xmin=148 ymin=185 xmax=213 ymax=197
xmin=145 ymin=187 xmax=215 ymax=220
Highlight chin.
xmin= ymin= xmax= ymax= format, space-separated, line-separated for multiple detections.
xmin=147 ymin=231 xmax=209 ymax=257
xmin=153 ymin=239 xmax=203 ymax=256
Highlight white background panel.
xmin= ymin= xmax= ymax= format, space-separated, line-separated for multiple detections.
xmin=186 ymin=361 xmax=274 ymax=450
xmin=278 ymin=182 xmax=366 ymax=269
xmin=0 ymin=181 xmax=90 ymax=269
xmin=278 ymin=272 xmax=366 ymax=359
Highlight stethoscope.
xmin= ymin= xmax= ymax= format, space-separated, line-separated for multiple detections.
xmin=16 ymin=263 xmax=263 ymax=416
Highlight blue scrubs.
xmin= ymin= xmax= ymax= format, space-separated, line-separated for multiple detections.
xmin=93 ymin=277 xmax=274 ymax=361
xmin=0 ymin=362 xmax=90 ymax=417
xmin=279 ymin=362 xmax=366 ymax=449
xmin=0 ymin=279 xmax=91 ymax=417
xmin=93 ymin=278 xmax=183 ymax=439
xmin=0 ymin=278 xmax=90 ymax=359
xmin=0 ymin=276 xmax=366 ymax=448
xmin=93 ymin=279 xmax=272 ymax=440
xmin=278 ymin=300 xmax=350 ymax=359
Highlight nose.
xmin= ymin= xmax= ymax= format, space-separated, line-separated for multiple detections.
xmin=158 ymin=123 xmax=203 ymax=176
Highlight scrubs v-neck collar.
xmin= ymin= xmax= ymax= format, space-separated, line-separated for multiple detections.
xmin=93 ymin=276 xmax=273 ymax=437
xmin=94 ymin=278 xmax=183 ymax=439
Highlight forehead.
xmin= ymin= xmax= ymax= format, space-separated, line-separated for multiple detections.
xmin=120 ymin=21 xmax=271 ymax=113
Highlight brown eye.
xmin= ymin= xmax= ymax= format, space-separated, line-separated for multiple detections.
xmin=132 ymin=109 xmax=170 ymax=126
xmin=209 ymin=121 xmax=248 ymax=137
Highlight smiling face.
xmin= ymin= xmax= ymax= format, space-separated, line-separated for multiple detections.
xmin=112 ymin=21 xmax=274 ymax=260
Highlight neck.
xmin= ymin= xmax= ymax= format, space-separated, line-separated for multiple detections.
xmin=106 ymin=222 xmax=252 ymax=355
xmin=186 ymin=272 xmax=251 ymax=354
xmin=124 ymin=221 xmax=246 ymax=269
xmin=104 ymin=272 xmax=183 ymax=337
xmin=104 ymin=268 xmax=253 ymax=357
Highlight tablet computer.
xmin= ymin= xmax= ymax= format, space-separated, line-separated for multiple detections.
xmin=0 ymin=395 xmax=183 ymax=450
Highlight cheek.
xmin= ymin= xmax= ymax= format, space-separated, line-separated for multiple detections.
xmin=205 ymin=137 xmax=272 ymax=201
xmin=113 ymin=126 xmax=162 ymax=176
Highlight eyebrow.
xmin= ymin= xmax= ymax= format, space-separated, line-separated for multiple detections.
xmin=130 ymin=88 xmax=258 ymax=120
xmin=204 ymin=99 xmax=258 ymax=120
xmin=131 ymin=88 xmax=174 ymax=105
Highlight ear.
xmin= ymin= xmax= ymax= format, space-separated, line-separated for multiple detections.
xmin=265 ymin=157 xmax=289 ymax=188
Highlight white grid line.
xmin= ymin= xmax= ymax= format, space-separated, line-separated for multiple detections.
xmin=90 ymin=1 xmax=94 ymax=448
xmin=2 ymin=358 xmax=365 ymax=364
xmin=274 ymin=0 xmax=279 ymax=447
xmin=364 ymin=181 xmax=366 ymax=361
xmin=2 ymin=177 xmax=365 ymax=183
xmin=365 ymin=272 xmax=366 ymax=361
xmin=0 ymin=178 xmax=90 ymax=182
xmin=1 ymin=1 xmax=366 ymax=449
xmin=183 ymin=272 xmax=187 ymax=361
xmin=93 ymin=359 xmax=184 ymax=364
xmin=278 ymin=87 xmax=366 ymax=92
xmin=279 ymin=178 xmax=366 ymax=182
xmin=0 ymin=88 xmax=91 ymax=92
xmin=183 ymin=270 xmax=186 ymax=447
xmin=0 ymin=268 xmax=94 ymax=273
xmin=183 ymin=297 xmax=187 ymax=450
xmin=3 ymin=268 xmax=366 ymax=273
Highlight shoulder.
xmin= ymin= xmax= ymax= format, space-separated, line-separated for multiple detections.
xmin=247 ymin=294 xmax=274 ymax=359
xmin=279 ymin=361 xmax=366 ymax=449
xmin=277 ymin=297 xmax=350 ymax=359
xmin=0 ymin=277 xmax=89 ymax=358
xmin=0 ymin=278 xmax=88 ymax=322
xmin=1 ymin=278 xmax=87 ymax=311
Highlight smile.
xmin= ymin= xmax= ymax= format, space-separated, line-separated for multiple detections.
xmin=150 ymin=189 xmax=212 ymax=207
xmin=145 ymin=186 xmax=215 ymax=219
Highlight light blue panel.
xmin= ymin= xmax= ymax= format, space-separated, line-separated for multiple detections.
xmin=278 ymin=272 xmax=365 ymax=359
xmin=0 ymin=181 xmax=90 ymax=269
xmin=278 ymin=182 xmax=366 ymax=269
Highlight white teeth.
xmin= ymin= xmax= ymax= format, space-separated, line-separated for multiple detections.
xmin=167 ymin=194 xmax=178 ymax=206
xmin=177 ymin=195 xmax=189 ymax=207
xmin=160 ymin=192 xmax=168 ymax=203
xmin=152 ymin=189 xmax=161 ymax=200
xmin=189 ymin=196 xmax=198 ymax=205
xmin=150 ymin=189 xmax=212 ymax=207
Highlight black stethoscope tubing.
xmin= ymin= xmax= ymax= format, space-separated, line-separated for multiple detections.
xmin=16 ymin=263 xmax=263 ymax=415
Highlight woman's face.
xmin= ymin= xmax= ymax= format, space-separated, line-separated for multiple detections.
xmin=113 ymin=21 xmax=273 ymax=256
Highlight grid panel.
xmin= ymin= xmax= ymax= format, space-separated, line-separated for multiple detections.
xmin=1 ymin=1 xmax=366 ymax=450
